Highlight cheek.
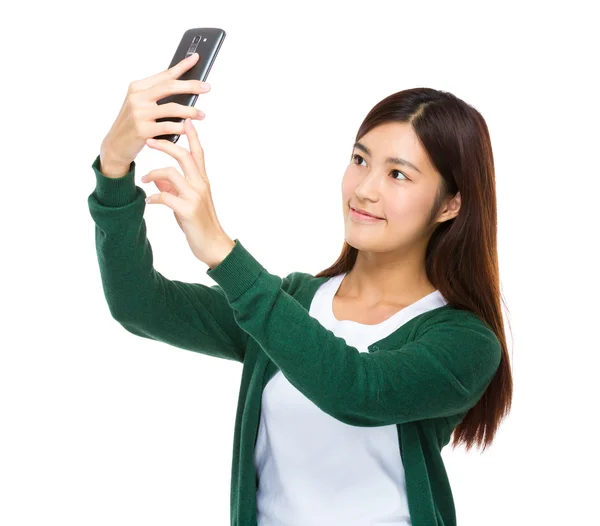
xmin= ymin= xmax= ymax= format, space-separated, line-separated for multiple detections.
xmin=341 ymin=172 xmax=354 ymax=203
xmin=386 ymin=191 xmax=430 ymax=226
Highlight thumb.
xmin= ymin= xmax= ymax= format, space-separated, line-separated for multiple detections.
xmin=155 ymin=179 xmax=179 ymax=196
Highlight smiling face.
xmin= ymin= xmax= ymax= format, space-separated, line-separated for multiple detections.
xmin=342 ymin=121 xmax=454 ymax=254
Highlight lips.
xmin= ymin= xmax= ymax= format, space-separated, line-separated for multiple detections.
xmin=350 ymin=206 xmax=382 ymax=219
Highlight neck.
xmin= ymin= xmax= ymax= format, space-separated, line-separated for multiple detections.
xmin=339 ymin=250 xmax=435 ymax=307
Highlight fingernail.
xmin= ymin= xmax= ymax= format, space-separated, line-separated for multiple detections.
xmin=188 ymin=53 xmax=198 ymax=60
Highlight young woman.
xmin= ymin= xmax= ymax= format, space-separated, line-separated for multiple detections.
xmin=89 ymin=53 xmax=512 ymax=525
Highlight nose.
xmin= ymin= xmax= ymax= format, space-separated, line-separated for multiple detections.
xmin=353 ymin=170 xmax=385 ymax=203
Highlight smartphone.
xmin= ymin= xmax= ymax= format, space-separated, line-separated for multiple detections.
xmin=154 ymin=28 xmax=226 ymax=143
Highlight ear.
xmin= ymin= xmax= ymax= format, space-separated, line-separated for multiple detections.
xmin=440 ymin=191 xmax=461 ymax=222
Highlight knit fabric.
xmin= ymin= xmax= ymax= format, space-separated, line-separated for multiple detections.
xmin=88 ymin=154 xmax=502 ymax=526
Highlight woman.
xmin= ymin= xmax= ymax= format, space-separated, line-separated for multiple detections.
xmin=89 ymin=53 xmax=513 ymax=526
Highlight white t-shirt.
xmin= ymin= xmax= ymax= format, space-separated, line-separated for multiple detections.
xmin=254 ymin=272 xmax=449 ymax=525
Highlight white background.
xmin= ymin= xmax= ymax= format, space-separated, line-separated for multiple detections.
xmin=2 ymin=1 xmax=598 ymax=524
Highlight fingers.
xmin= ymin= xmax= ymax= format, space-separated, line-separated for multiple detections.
xmin=145 ymin=187 xmax=188 ymax=217
xmin=167 ymin=52 xmax=199 ymax=77
xmin=151 ymin=101 xmax=206 ymax=122
xmin=146 ymin=131 xmax=205 ymax=186
xmin=142 ymin=166 xmax=194 ymax=200
xmin=144 ymin=77 xmax=210 ymax=105
xmin=138 ymin=53 xmax=199 ymax=90
xmin=153 ymin=178 xmax=179 ymax=196
xmin=183 ymin=118 xmax=206 ymax=174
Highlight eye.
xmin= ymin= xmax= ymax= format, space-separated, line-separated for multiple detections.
xmin=351 ymin=153 xmax=410 ymax=181
xmin=390 ymin=169 xmax=410 ymax=181
xmin=352 ymin=153 xmax=367 ymax=167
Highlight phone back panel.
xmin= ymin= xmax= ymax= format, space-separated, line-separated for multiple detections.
xmin=154 ymin=28 xmax=226 ymax=143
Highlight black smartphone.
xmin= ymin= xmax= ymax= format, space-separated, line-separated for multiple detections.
xmin=154 ymin=27 xmax=226 ymax=143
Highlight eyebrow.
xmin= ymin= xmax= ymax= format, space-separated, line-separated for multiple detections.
xmin=353 ymin=141 xmax=422 ymax=174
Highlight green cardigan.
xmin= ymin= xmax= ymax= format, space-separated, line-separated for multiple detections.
xmin=88 ymin=154 xmax=502 ymax=526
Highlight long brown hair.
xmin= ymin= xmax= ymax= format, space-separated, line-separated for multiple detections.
xmin=315 ymin=87 xmax=513 ymax=452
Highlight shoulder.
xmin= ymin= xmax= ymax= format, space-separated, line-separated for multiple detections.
xmin=418 ymin=304 xmax=495 ymax=336
xmin=415 ymin=307 xmax=502 ymax=367
xmin=281 ymin=271 xmax=333 ymax=310
xmin=282 ymin=271 xmax=328 ymax=292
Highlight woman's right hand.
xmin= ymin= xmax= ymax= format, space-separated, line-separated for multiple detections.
xmin=99 ymin=52 xmax=211 ymax=177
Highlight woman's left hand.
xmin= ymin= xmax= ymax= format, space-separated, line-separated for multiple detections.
xmin=141 ymin=118 xmax=235 ymax=268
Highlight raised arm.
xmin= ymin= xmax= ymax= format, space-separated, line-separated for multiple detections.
xmin=205 ymin=241 xmax=502 ymax=425
xmin=88 ymin=154 xmax=248 ymax=363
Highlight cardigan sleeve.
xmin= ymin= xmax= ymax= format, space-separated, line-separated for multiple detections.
xmin=88 ymin=154 xmax=248 ymax=363
xmin=207 ymin=239 xmax=502 ymax=426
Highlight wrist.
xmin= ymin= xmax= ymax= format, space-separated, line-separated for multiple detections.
xmin=205 ymin=236 xmax=236 ymax=270
xmin=99 ymin=151 xmax=131 ymax=179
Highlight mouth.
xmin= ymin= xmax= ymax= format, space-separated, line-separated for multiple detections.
xmin=350 ymin=206 xmax=382 ymax=220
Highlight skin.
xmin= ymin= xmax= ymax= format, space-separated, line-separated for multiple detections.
xmin=339 ymin=122 xmax=461 ymax=309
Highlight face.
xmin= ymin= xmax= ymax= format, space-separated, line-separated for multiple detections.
xmin=341 ymin=122 xmax=454 ymax=255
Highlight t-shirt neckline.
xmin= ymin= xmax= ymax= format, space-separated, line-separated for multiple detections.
xmin=326 ymin=272 xmax=442 ymax=327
